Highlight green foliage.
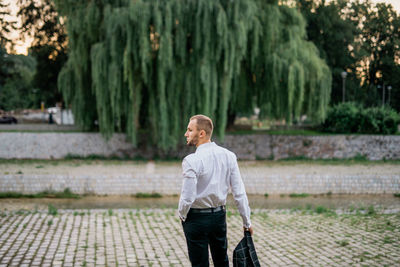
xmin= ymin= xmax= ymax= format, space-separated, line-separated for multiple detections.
xmin=322 ymin=102 xmax=361 ymax=133
xmin=296 ymin=0 xmax=400 ymax=115
xmin=48 ymin=204 xmax=58 ymax=216
xmin=352 ymin=1 xmax=400 ymax=112
xmin=315 ymin=206 xmax=329 ymax=214
xmin=359 ymin=107 xmax=400 ymax=134
xmin=0 ymin=188 xmax=80 ymax=199
xmin=0 ymin=53 xmax=37 ymax=110
xmin=296 ymin=0 xmax=359 ymax=105
xmin=134 ymin=192 xmax=163 ymax=198
xmin=336 ymin=239 xmax=349 ymax=247
xmin=55 ymin=0 xmax=331 ymax=151
xmin=366 ymin=205 xmax=376 ymax=216
xmin=17 ymin=0 xmax=68 ymax=108
xmin=323 ymin=102 xmax=400 ymax=134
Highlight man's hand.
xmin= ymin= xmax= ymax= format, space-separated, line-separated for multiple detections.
xmin=244 ymin=226 xmax=253 ymax=235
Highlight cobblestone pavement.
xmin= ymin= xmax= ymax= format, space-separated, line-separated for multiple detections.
xmin=0 ymin=208 xmax=399 ymax=267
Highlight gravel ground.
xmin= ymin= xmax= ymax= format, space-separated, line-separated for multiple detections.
xmin=1 ymin=160 xmax=399 ymax=266
xmin=0 ymin=208 xmax=399 ymax=267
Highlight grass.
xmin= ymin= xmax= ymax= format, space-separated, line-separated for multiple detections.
xmin=315 ymin=206 xmax=330 ymax=214
xmin=0 ymin=130 xmax=83 ymax=133
xmin=0 ymin=188 xmax=80 ymax=199
xmin=133 ymin=192 xmax=163 ymax=198
xmin=48 ymin=204 xmax=57 ymax=216
xmin=383 ymin=236 xmax=393 ymax=244
xmin=366 ymin=205 xmax=377 ymax=216
xmin=336 ymin=239 xmax=349 ymax=247
xmin=289 ymin=193 xmax=310 ymax=198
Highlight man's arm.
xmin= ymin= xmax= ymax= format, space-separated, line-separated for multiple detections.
xmin=178 ymin=158 xmax=197 ymax=221
xmin=229 ymin=154 xmax=251 ymax=229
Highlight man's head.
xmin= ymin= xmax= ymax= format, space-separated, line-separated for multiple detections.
xmin=185 ymin=114 xmax=213 ymax=147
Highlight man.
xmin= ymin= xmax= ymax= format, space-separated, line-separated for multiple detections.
xmin=178 ymin=114 xmax=253 ymax=267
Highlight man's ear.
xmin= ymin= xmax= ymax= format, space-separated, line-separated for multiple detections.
xmin=199 ymin=129 xmax=206 ymax=138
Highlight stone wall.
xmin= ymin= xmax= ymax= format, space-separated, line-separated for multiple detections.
xmin=227 ymin=135 xmax=400 ymax=161
xmin=0 ymin=132 xmax=399 ymax=160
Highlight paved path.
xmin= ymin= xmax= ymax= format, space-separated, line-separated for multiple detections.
xmin=2 ymin=161 xmax=400 ymax=195
xmin=0 ymin=208 xmax=399 ymax=267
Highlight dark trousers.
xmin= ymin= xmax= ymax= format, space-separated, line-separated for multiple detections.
xmin=182 ymin=209 xmax=229 ymax=267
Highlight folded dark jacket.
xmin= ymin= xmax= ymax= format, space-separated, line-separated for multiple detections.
xmin=233 ymin=231 xmax=261 ymax=267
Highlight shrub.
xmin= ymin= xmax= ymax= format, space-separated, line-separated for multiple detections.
xmin=358 ymin=108 xmax=381 ymax=133
xmin=358 ymin=107 xmax=399 ymax=134
xmin=322 ymin=103 xmax=400 ymax=134
xmin=322 ymin=102 xmax=360 ymax=133
xmin=382 ymin=109 xmax=400 ymax=134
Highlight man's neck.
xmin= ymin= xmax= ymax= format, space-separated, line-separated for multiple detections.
xmin=196 ymin=139 xmax=211 ymax=148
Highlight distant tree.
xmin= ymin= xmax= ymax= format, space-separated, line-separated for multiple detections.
xmin=295 ymin=0 xmax=359 ymax=104
xmin=0 ymin=1 xmax=16 ymax=90
xmin=0 ymin=1 xmax=16 ymax=51
xmin=0 ymin=53 xmax=37 ymax=110
xmin=347 ymin=0 xmax=400 ymax=110
xmin=296 ymin=0 xmax=400 ymax=112
xmin=1 ymin=2 xmax=16 ymax=107
xmin=17 ymin=0 xmax=67 ymax=108
xmin=55 ymin=0 xmax=331 ymax=150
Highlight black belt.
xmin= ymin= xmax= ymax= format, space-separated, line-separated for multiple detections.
xmin=190 ymin=205 xmax=225 ymax=214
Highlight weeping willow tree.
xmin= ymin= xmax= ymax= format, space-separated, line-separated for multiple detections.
xmin=55 ymin=0 xmax=331 ymax=151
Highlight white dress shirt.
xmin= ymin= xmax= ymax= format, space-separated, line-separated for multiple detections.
xmin=178 ymin=142 xmax=251 ymax=228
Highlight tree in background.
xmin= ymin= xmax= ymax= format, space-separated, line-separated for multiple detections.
xmin=347 ymin=0 xmax=400 ymax=110
xmin=295 ymin=0 xmax=360 ymax=104
xmin=55 ymin=0 xmax=331 ymax=151
xmin=17 ymin=0 xmax=67 ymax=108
xmin=0 ymin=1 xmax=16 ymax=92
xmin=296 ymin=0 xmax=400 ymax=112
xmin=0 ymin=1 xmax=36 ymax=111
xmin=0 ymin=1 xmax=16 ymax=51
xmin=0 ymin=53 xmax=36 ymax=111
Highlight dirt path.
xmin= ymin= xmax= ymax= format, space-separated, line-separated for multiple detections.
xmin=1 ymin=160 xmax=400 ymax=176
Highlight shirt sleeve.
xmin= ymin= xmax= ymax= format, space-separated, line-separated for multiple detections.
xmin=178 ymin=158 xmax=197 ymax=221
xmin=230 ymin=154 xmax=251 ymax=228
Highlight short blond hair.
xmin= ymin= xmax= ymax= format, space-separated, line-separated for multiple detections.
xmin=190 ymin=114 xmax=213 ymax=137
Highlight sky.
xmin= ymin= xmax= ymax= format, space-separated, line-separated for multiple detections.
xmin=3 ymin=0 xmax=400 ymax=55
xmin=372 ymin=0 xmax=400 ymax=11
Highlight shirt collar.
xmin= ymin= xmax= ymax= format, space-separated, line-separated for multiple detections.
xmin=196 ymin=141 xmax=215 ymax=152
